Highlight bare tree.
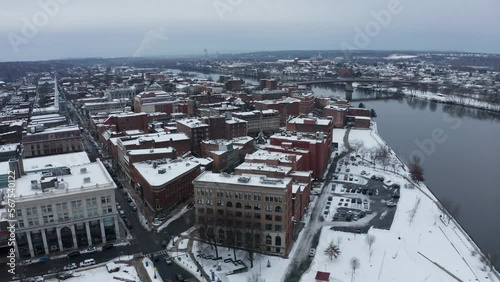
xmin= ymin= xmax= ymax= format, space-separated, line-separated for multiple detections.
xmin=390 ymin=159 xmax=399 ymax=173
xmin=350 ymin=257 xmax=360 ymax=282
xmin=247 ymin=273 xmax=266 ymax=282
xmin=365 ymin=234 xmax=376 ymax=251
xmin=487 ymin=253 xmax=498 ymax=272
xmin=324 ymin=240 xmax=341 ymax=261
xmin=243 ymin=227 xmax=263 ymax=268
xmin=198 ymin=222 xmax=220 ymax=258
xmin=408 ymin=156 xmax=425 ymax=183
xmin=350 ymin=139 xmax=365 ymax=156
xmin=375 ymin=145 xmax=391 ymax=170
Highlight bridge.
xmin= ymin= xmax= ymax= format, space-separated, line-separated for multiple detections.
xmin=292 ymin=78 xmax=438 ymax=100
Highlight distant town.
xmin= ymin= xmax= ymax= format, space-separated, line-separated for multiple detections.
xmin=0 ymin=51 xmax=499 ymax=282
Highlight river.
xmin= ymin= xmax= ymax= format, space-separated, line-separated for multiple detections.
xmin=172 ymin=69 xmax=500 ymax=267
xmin=315 ymin=85 xmax=500 ymax=267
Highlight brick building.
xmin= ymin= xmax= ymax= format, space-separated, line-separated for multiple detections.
xmin=291 ymin=91 xmax=315 ymax=115
xmin=176 ymin=119 xmax=209 ymax=156
xmin=323 ymin=105 xmax=347 ymax=128
xmin=131 ymin=158 xmax=201 ymax=214
xmin=259 ymin=79 xmax=278 ymax=90
xmin=22 ymin=126 xmax=83 ymax=158
xmin=252 ymin=90 xmax=289 ymax=101
xmin=193 ymin=172 xmax=295 ymax=256
xmin=254 ymin=98 xmax=300 ymax=125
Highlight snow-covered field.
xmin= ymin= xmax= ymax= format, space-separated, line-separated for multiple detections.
xmin=300 ymin=128 xmax=500 ymax=282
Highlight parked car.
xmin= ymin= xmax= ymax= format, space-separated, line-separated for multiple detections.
xmin=176 ymin=273 xmax=185 ymax=282
xmin=165 ymin=257 xmax=173 ymax=265
xmin=67 ymin=251 xmax=81 ymax=259
xmin=102 ymin=243 xmax=114 ymax=250
xmin=63 ymin=263 xmax=77 ymax=271
xmin=327 ymin=196 xmax=333 ymax=201
xmin=309 ymin=248 xmax=316 ymax=257
xmin=371 ymin=175 xmax=377 ymax=180
xmin=333 ymin=213 xmax=339 ymax=221
xmin=119 ymin=210 xmax=126 ymax=218
xmin=353 ymin=214 xmax=359 ymax=221
xmin=361 ymin=171 xmax=366 ymax=175
xmin=386 ymin=201 xmax=397 ymax=207
xmin=83 ymin=247 xmax=97 ymax=254
xmin=127 ymin=197 xmax=133 ymax=203
xmin=130 ymin=205 xmax=137 ymax=211
xmin=38 ymin=256 xmax=49 ymax=263
xmin=79 ymin=259 xmax=96 ymax=268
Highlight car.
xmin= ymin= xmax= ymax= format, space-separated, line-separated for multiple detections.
xmin=337 ymin=202 xmax=342 ymax=206
xmin=350 ymin=189 xmax=356 ymax=194
xmin=368 ymin=189 xmax=374 ymax=196
xmin=353 ymin=214 xmax=359 ymax=221
xmin=119 ymin=210 xmax=126 ymax=218
xmin=63 ymin=263 xmax=77 ymax=271
xmin=356 ymin=188 xmax=362 ymax=194
xmin=333 ymin=213 xmax=339 ymax=221
xmin=323 ymin=210 xmax=329 ymax=216
xmin=319 ymin=216 xmax=325 ymax=222
xmin=359 ymin=211 xmax=366 ymax=218
xmin=38 ymin=256 xmax=50 ymax=263
xmin=127 ymin=197 xmax=133 ymax=203
xmin=67 ymin=251 xmax=81 ymax=259
xmin=361 ymin=171 xmax=366 ymax=175
xmin=344 ymin=203 xmax=348 ymax=207
xmin=309 ymin=248 xmax=316 ymax=257
xmin=362 ymin=189 xmax=367 ymax=194
xmin=345 ymin=189 xmax=350 ymax=193
xmin=346 ymin=213 xmax=353 ymax=221
xmin=357 ymin=199 xmax=362 ymax=204
xmin=131 ymin=205 xmax=137 ymax=211
xmin=116 ymin=204 xmax=121 ymax=210
xmin=165 ymin=257 xmax=173 ymax=265
xmin=334 ymin=175 xmax=339 ymax=180
xmin=340 ymin=187 xmax=345 ymax=192
xmin=346 ymin=168 xmax=350 ymax=172
xmin=79 ymin=259 xmax=96 ymax=268
xmin=176 ymin=273 xmax=185 ymax=281
xmin=386 ymin=201 xmax=397 ymax=207
xmin=327 ymin=196 xmax=333 ymax=201
xmin=152 ymin=254 xmax=159 ymax=262
xmin=344 ymin=175 xmax=348 ymax=181
xmin=84 ymin=247 xmax=97 ymax=254
xmin=102 ymin=243 xmax=114 ymax=250
xmin=349 ymin=175 xmax=354 ymax=181
xmin=340 ymin=198 xmax=344 ymax=202
xmin=379 ymin=176 xmax=385 ymax=181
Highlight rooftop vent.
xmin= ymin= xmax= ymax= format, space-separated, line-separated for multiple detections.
xmin=237 ymin=176 xmax=250 ymax=183
xmin=158 ymin=168 xmax=166 ymax=174
xmin=83 ymin=177 xmax=91 ymax=183
xmin=80 ymin=167 xmax=87 ymax=173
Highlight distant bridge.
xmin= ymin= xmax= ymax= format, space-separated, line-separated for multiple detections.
xmin=293 ymin=78 xmax=438 ymax=86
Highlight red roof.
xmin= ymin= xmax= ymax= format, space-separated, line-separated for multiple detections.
xmin=315 ymin=271 xmax=330 ymax=281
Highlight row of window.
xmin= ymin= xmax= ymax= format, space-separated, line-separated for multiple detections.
xmin=197 ymin=189 xmax=283 ymax=203
xmin=197 ymin=199 xmax=283 ymax=212
xmin=198 ymin=216 xmax=283 ymax=232
xmin=198 ymin=208 xmax=282 ymax=222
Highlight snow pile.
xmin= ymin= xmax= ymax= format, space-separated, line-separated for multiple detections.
xmin=157 ymin=206 xmax=189 ymax=232
xmin=45 ymin=263 xmax=139 ymax=282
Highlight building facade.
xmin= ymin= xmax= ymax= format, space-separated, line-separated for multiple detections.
xmin=193 ymin=172 xmax=294 ymax=257
xmin=13 ymin=160 xmax=119 ymax=258
xmin=22 ymin=126 xmax=84 ymax=158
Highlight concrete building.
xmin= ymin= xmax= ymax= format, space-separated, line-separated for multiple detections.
xmin=131 ymin=158 xmax=202 ymax=214
xmin=193 ymin=172 xmax=295 ymax=256
xmin=12 ymin=159 xmax=120 ymax=258
xmin=133 ymin=91 xmax=180 ymax=115
xmin=83 ymin=100 xmax=127 ymax=115
xmin=22 ymin=126 xmax=84 ymax=158
xmin=0 ymin=142 xmax=21 ymax=162
xmin=232 ymin=110 xmax=280 ymax=136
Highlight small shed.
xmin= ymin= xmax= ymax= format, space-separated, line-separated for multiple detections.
xmin=315 ymin=271 xmax=330 ymax=282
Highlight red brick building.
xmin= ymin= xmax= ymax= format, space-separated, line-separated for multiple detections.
xmin=254 ymin=98 xmax=300 ymax=125
xmin=259 ymin=79 xmax=278 ymax=90
xmin=323 ymin=105 xmax=347 ymax=128
xmin=176 ymin=119 xmax=209 ymax=156
xmin=291 ymin=92 xmax=315 ymax=115
xmin=131 ymin=158 xmax=202 ymax=213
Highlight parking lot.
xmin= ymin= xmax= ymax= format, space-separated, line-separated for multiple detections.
xmin=319 ymin=154 xmax=402 ymax=232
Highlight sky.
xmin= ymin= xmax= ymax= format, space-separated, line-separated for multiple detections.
xmin=0 ymin=0 xmax=499 ymax=62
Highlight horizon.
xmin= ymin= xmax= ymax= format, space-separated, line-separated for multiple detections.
xmin=1 ymin=0 xmax=499 ymax=62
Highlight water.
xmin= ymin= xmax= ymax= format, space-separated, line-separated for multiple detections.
xmin=315 ymin=86 xmax=500 ymax=267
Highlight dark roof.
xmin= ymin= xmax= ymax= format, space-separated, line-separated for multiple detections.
xmin=315 ymin=271 xmax=330 ymax=281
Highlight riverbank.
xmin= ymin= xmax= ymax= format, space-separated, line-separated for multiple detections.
xmin=300 ymin=126 xmax=499 ymax=282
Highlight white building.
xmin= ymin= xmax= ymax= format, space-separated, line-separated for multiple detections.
xmin=12 ymin=158 xmax=120 ymax=259
xmin=105 ymin=87 xmax=136 ymax=101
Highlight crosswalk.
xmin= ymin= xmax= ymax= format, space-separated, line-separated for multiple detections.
xmin=144 ymin=249 xmax=168 ymax=258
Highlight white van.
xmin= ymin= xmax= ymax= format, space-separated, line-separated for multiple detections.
xmin=79 ymin=258 xmax=96 ymax=268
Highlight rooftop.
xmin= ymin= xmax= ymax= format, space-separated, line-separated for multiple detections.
xmin=132 ymin=158 xmax=201 ymax=188
xmin=15 ymin=160 xmax=114 ymax=201
xmin=194 ymin=171 xmax=292 ymax=189
xmin=288 ymin=117 xmax=332 ymax=126
xmin=176 ymin=119 xmax=209 ymax=128
xmin=235 ymin=162 xmax=292 ymax=175
xmin=23 ymin=152 xmax=91 ymax=173
xmin=0 ymin=143 xmax=19 ymax=153
xmin=127 ymin=147 xmax=175 ymax=155
xmin=116 ymin=132 xmax=189 ymax=147
xmin=246 ymin=150 xmax=302 ymax=163
xmin=25 ymin=125 xmax=80 ymax=136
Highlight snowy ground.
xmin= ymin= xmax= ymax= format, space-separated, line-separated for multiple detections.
xmin=45 ymin=263 xmax=139 ymax=282
xmin=157 ymin=206 xmax=189 ymax=232
xmin=301 ymin=128 xmax=500 ymax=282
xmin=142 ymin=257 xmax=163 ymax=282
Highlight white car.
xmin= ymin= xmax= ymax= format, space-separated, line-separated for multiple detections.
xmin=79 ymin=259 xmax=96 ymax=268
xmin=63 ymin=263 xmax=77 ymax=271
xmin=82 ymin=247 xmax=97 ymax=254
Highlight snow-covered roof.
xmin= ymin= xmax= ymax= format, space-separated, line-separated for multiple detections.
xmin=127 ymin=147 xmax=175 ymax=155
xmin=195 ymin=171 xmax=292 ymax=189
xmin=15 ymin=160 xmax=113 ymax=199
xmin=288 ymin=117 xmax=331 ymax=126
xmin=246 ymin=150 xmax=302 ymax=163
xmin=0 ymin=143 xmax=19 ymax=152
xmin=117 ymin=132 xmax=189 ymax=147
xmin=132 ymin=158 xmax=200 ymax=188
xmin=23 ymin=152 xmax=90 ymax=172
xmin=176 ymin=119 xmax=209 ymax=128
xmin=236 ymin=162 xmax=292 ymax=175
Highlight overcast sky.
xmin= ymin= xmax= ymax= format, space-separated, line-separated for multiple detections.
xmin=1 ymin=0 xmax=499 ymax=62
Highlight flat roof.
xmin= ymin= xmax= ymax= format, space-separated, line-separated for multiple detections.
xmin=128 ymin=147 xmax=175 ymax=155
xmin=26 ymin=125 xmax=80 ymax=136
xmin=194 ymin=171 xmax=292 ymax=189
xmin=132 ymin=158 xmax=200 ymax=187
xmin=246 ymin=149 xmax=302 ymax=163
xmin=288 ymin=117 xmax=331 ymax=126
xmin=23 ymin=152 xmax=91 ymax=172
xmin=176 ymin=119 xmax=209 ymax=128
xmin=0 ymin=143 xmax=19 ymax=152
xmin=236 ymin=162 xmax=292 ymax=174
xmin=117 ymin=132 xmax=189 ymax=146
xmin=15 ymin=160 xmax=114 ymax=200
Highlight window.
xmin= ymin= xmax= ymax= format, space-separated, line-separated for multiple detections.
xmin=235 ymin=211 xmax=242 ymax=217
xmin=265 ymin=224 xmax=272 ymax=231
xmin=265 ymin=215 xmax=272 ymax=221
xmin=245 ymin=212 xmax=251 ymax=218
xmin=217 ymin=209 xmax=224 ymax=216
xmin=275 ymin=225 xmax=282 ymax=232
xmin=206 ymin=199 xmax=213 ymax=206
xmin=266 ymin=235 xmax=272 ymax=245
xmin=254 ymin=204 xmax=261 ymax=210
xmin=265 ymin=205 xmax=273 ymax=212
xmin=207 ymin=208 xmax=214 ymax=214
xmin=217 ymin=200 xmax=225 ymax=207
xmin=254 ymin=213 xmax=261 ymax=219
xmin=101 ymin=196 xmax=111 ymax=204
xmin=197 ymin=199 xmax=204 ymax=205
xmin=41 ymin=205 xmax=53 ymax=213
xmin=244 ymin=203 xmax=251 ymax=210
xmin=275 ymin=215 xmax=282 ymax=222
xmin=87 ymin=208 xmax=98 ymax=217
xmin=198 ymin=208 xmax=205 ymax=214
xmin=226 ymin=201 xmax=233 ymax=208
xmin=86 ymin=198 xmax=97 ymax=207
xmin=275 ymin=206 xmax=282 ymax=213
xmin=16 ymin=209 xmax=22 ymax=217
xmin=275 ymin=235 xmax=282 ymax=246
xmin=235 ymin=202 xmax=242 ymax=209
xmin=18 ymin=220 xmax=24 ymax=228
xmin=102 ymin=205 xmax=113 ymax=214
